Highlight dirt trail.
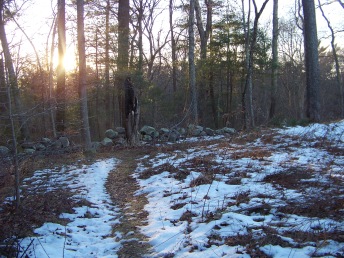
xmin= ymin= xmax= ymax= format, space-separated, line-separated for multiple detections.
xmin=106 ymin=148 xmax=154 ymax=257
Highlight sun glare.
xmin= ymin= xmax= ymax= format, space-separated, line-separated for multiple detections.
xmin=53 ymin=46 xmax=77 ymax=72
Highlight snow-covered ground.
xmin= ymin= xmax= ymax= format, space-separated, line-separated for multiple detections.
xmin=13 ymin=120 xmax=344 ymax=257
xmin=19 ymin=159 xmax=122 ymax=258
xmin=134 ymin=120 xmax=344 ymax=257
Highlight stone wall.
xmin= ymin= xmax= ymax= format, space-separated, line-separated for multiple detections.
xmin=0 ymin=125 xmax=236 ymax=156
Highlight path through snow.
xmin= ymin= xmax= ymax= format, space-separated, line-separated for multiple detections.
xmin=20 ymin=159 xmax=121 ymax=258
xmin=14 ymin=120 xmax=344 ymax=258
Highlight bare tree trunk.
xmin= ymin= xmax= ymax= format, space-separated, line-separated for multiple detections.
xmin=224 ymin=5 xmax=232 ymax=121
xmin=0 ymin=4 xmax=29 ymax=141
xmin=118 ymin=0 xmax=130 ymax=76
xmin=302 ymin=0 xmax=321 ymax=122
xmin=318 ymin=0 xmax=343 ymax=118
xmin=105 ymin=0 xmax=113 ymax=128
xmin=137 ymin=0 xmax=143 ymax=73
xmin=241 ymin=0 xmax=250 ymax=129
xmin=269 ymin=0 xmax=279 ymax=120
xmin=2 ymin=57 xmax=20 ymax=208
xmin=47 ymin=18 xmax=58 ymax=138
xmin=194 ymin=0 xmax=212 ymax=124
xmin=189 ymin=0 xmax=198 ymax=124
xmin=56 ymin=0 xmax=66 ymax=133
xmin=243 ymin=0 xmax=270 ymax=129
xmin=117 ymin=0 xmax=129 ymax=130
xmin=95 ymin=29 xmax=102 ymax=139
xmin=169 ymin=0 xmax=177 ymax=92
xmin=0 ymin=58 xmax=6 ymax=114
xmin=77 ymin=0 xmax=92 ymax=150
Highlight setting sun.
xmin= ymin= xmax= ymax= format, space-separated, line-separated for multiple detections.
xmin=53 ymin=45 xmax=77 ymax=72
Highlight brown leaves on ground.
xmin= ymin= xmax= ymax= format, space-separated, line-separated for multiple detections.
xmin=107 ymin=148 xmax=153 ymax=257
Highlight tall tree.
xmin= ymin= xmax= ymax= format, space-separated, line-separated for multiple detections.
xmin=105 ymin=0 xmax=112 ymax=128
xmin=194 ymin=0 xmax=212 ymax=62
xmin=0 ymin=58 xmax=6 ymax=114
xmin=3 ymin=57 xmax=20 ymax=209
xmin=302 ymin=0 xmax=321 ymax=122
xmin=118 ymin=0 xmax=130 ymax=77
xmin=169 ymin=0 xmax=177 ymax=92
xmin=0 ymin=0 xmax=29 ymax=140
xmin=47 ymin=17 xmax=58 ymax=138
xmin=2 ymin=58 xmax=20 ymax=209
xmin=242 ymin=0 xmax=270 ymax=129
xmin=241 ymin=0 xmax=251 ymax=129
xmin=118 ymin=0 xmax=130 ymax=127
xmin=269 ymin=0 xmax=278 ymax=120
xmin=194 ymin=0 xmax=214 ymax=126
xmin=77 ymin=0 xmax=92 ymax=150
xmin=189 ymin=0 xmax=198 ymax=124
xmin=56 ymin=0 xmax=66 ymax=133
xmin=132 ymin=0 xmax=144 ymax=73
xmin=118 ymin=0 xmax=139 ymax=145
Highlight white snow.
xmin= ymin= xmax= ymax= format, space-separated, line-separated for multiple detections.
xmin=134 ymin=121 xmax=344 ymax=257
xmin=18 ymin=159 xmax=122 ymax=258
xmin=6 ymin=120 xmax=344 ymax=257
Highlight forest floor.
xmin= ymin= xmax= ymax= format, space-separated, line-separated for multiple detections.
xmin=0 ymin=121 xmax=344 ymax=257
xmin=106 ymin=147 xmax=153 ymax=257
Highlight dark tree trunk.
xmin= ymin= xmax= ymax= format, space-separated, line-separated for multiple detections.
xmin=117 ymin=0 xmax=130 ymax=130
xmin=105 ymin=0 xmax=112 ymax=128
xmin=189 ymin=0 xmax=198 ymax=124
xmin=241 ymin=0 xmax=250 ymax=129
xmin=0 ymin=58 xmax=6 ymax=114
xmin=302 ymin=0 xmax=321 ymax=122
xmin=77 ymin=0 xmax=92 ymax=150
xmin=194 ymin=0 xmax=212 ymax=125
xmin=170 ymin=0 xmax=177 ymax=92
xmin=4 ymin=59 xmax=20 ymax=208
xmin=137 ymin=0 xmax=143 ymax=73
xmin=118 ymin=0 xmax=139 ymax=146
xmin=56 ymin=0 xmax=66 ymax=133
xmin=269 ymin=0 xmax=279 ymax=120
xmin=0 ymin=50 xmax=20 ymax=208
xmin=48 ymin=18 xmax=57 ymax=138
xmin=95 ymin=29 xmax=102 ymax=139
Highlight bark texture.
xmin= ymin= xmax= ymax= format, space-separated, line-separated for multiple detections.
xmin=302 ymin=0 xmax=321 ymax=122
